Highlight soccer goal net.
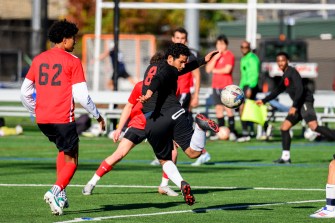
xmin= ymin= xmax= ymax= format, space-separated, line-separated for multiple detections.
xmin=82 ymin=34 xmax=156 ymax=91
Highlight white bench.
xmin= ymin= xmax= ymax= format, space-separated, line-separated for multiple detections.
xmin=1 ymin=88 xmax=334 ymax=127
xmin=0 ymin=89 xmax=130 ymax=123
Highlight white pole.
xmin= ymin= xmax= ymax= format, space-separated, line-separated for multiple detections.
xmin=246 ymin=0 xmax=257 ymax=50
xmin=93 ymin=0 xmax=104 ymax=91
xmin=185 ymin=0 xmax=200 ymax=51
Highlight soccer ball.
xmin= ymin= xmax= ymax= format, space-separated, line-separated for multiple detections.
xmin=220 ymin=85 xmax=245 ymax=109
xmin=217 ymin=126 xmax=230 ymax=140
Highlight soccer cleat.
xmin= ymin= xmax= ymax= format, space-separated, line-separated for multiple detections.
xmin=273 ymin=158 xmax=291 ymax=164
xmin=57 ymin=190 xmax=69 ymax=209
xmin=195 ymin=114 xmax=219 ymax=133
xmin=57 ymin=197 xmax=69 ymax=209
xmin=310 ymin=206 xmax=335 ymax=218
xmin=236 ymin=136 xmax=251 ymax=143
xmin=180 ymin=181 xmax=195 ymax=206
xmin=191 ymin=152 xmax=211 ymax=166
xmin=158 ymin=186 xmax=179 ymax=197
xmin=229 ymin=132 xmax=237 ymax=141
xmin=82 ymin=183 xmax=95 ymax=195
xmin=44 ymin=190 xmax=63 ymax=215
xmin=150 ymin=157 xmax=160 ymax=166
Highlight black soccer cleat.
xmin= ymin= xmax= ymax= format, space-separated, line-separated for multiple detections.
xmin=180 ymin=181 xmax=195 ymax=206
xmin=195 ymin=113 xmax=219 ymax=133
xmin=273 ymin=158 xmax=291 ymax=164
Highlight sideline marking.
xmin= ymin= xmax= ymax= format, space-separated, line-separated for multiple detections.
xmin=0 ymin=183 xmax=324 ymax=191
xmin=53 ymin=199 xmax=324 ymax=223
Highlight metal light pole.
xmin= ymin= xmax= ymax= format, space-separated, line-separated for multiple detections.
xmin=113 ymin=0 xmax=120 ymax=91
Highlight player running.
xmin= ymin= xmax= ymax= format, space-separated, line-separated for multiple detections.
xmin=20 ymin=19 xmax=105 ymax=215
xmin=82 ymin=52 xmax=178 ymax=197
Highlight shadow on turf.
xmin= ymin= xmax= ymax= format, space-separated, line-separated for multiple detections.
xmin=63 ymin=201 xmax=185 ymax=214
xmin=192 ymin=203 xmax=274 ymax=213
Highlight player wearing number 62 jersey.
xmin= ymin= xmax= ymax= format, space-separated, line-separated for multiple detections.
xmin=139 ymin=43 xmax=220 ymax=205
xmin=20 ymin=19 xmax=105 ymax=216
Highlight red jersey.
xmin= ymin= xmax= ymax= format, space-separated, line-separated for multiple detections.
xmin=212 ymin=50 xmax=235 ymax=89
xmin=177 ymin=72 xmax=193 ymax=94
xmin=127 ymin=81 xmax=146 ymax=129
xmin=25 ymin=48 xmax=86 ymax=123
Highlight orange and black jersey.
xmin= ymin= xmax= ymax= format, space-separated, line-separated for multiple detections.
xmin=142 ymin=58 xmax=205 ymax=115
xmin=262 ymin=66 xmax=314 ymax=109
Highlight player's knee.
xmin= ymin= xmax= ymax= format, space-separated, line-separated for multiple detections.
xmin=185 ymin=148 xmax=201 ymax=159
xmin=329 ymin=159 xmax=335 ymax=169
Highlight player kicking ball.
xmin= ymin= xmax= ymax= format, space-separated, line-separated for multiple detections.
xmin=139 ymin=43 xmax=220 ymax=205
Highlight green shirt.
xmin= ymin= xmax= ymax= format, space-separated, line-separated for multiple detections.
xmin=239 ymin=52 xmax=260 ymax=89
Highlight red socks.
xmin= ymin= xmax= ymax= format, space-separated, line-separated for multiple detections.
xmin=96 ymin=160 xmax=113 ymax=177
xmin=55 ymin=162 xmax=77 ymax=190
xmin=56 ymin=151 xmax=65 ymax=178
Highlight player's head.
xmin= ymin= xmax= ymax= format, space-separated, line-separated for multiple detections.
xmin=276 ymin=51 xmax=290 ymax=71
xmin=165 ymin=43 xmax=190 ymax=71
xmin=150 ymin=51 xmax=165 ymax=64
xmin=48 ymin=19 xmax=79 ymax=52
xmin=171 ymin=27 xmax=188 ymax=44
xmin=240 ymin=40 xmax=251 ymax=55
xmin=216 ymin=34 xmax=229 ymax=52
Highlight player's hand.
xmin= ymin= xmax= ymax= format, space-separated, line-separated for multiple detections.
xmin=190 ymin=96 xmax=199 ymax=108
xmin=288 ymin=107 xmax=297 ymax=115
xmin=205 ymin=50 xmax=220 ymax=62
xmin=255 ymin=100 xmax=263 ymax=106
xmin=245 ymin=88 xmax=252 ymax=99
xmin=137 ymin=90 xmax=153 ymax=103
xmin=113 ymin=129 xmax=121 ymax=142
xmin=97 ymin=115 xmax=106 ymax=131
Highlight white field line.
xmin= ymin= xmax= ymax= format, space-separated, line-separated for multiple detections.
xmin=54 ymin=199 xmax=324 ymax=223
xmin=0 ymin=183 xmax=324 ymax=191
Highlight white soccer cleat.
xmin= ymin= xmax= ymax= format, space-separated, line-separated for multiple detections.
xmin=310 ymin=206 xmax=335 ymax=218
xmin=57 ymin=197 xmax=69 ymax=209
xmin=44 ymin=190 xmax=63 ymax=215
xmin=57 ymin=190 xmax=69 ymax=209
xmin=158 ymin=186 xmax=179 ymax=197
xmin=150 ymin=157 xmax=160 ymax=166
xmin=191 ymin=152 xmax=211 ymax=166
xmin=82 ymin=183 xmax=95 ymax=195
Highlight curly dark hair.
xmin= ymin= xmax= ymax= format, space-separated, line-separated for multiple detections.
xmin=48 ymin=19 xmax=79 ymax=44
xmin=276 ymin=51 xmax=290 ymax=60
xmin=150 ymin=51 xmax=165 ymax=64
xmin=165 ymin=43 xmax=190 ymax=60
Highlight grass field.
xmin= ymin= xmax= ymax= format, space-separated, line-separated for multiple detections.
xmin=0 ymin=117 xmax=334 ymax=223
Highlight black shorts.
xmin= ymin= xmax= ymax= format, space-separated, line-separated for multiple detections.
xmin=212 ymin=88 xmax=224 ymax=106
xmin=286 ymin=102 xmax=317 ymax=125
xmin=124 ymin=127 xmax=146 ymax=145
xmin=111 ymin=70 xmax=130 ymax=80
xmin=145 ymin=107 xmax=194 ymax=160
xmin=37 ymin=122 xmax=79 ymax=153
xmin=178 ymin=92 xmax=191 ymax=110
xmin=242 ymin=86 xmax=258 ymax=100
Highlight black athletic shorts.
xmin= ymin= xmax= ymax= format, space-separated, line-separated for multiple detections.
xmin=212 ymin=88 xmax=224 ymax=106
xmin=124 ymin=127 xmax=146 ymax=145
xmin=242 ymin=86 xmax=258 ymax=100
xmin=286 ymin=102 xmax=317 ymax=125
xmin=145 ymin=107 xmax=194 ymax=160
xmin=37 ymin=122 xmax=79 ymax=153
xmin=111 ymin=70 xmax=130 ymax=80
xmin=178 ymin=92 xmax=191 ymax=110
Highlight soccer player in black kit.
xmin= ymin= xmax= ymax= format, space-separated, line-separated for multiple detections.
xmin=138 ymin=43 xmax=219 ymax=205
xmin=256 ymin=52 xmax=335 ymax=164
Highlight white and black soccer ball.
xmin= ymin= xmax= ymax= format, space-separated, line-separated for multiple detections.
xmin=220 ymin=85 xmax=245 ymax=109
